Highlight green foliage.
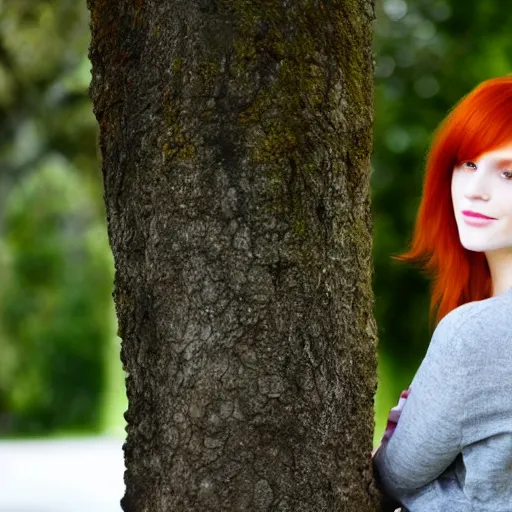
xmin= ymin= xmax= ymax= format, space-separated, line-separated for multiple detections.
xmin=0 ymin=0 xmax=128 ymax=438
xmin=372 ymin=0 xmax=512 ymax=443
xmin=0 ymin=0 xmax=510 ymax=442
xmin=0 ymin=158 xmax=115 ymax=435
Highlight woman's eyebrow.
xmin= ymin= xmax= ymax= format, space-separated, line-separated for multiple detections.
xmin=495 ymin=159 xmax=512 ymax=167
xmin=483 ymin=155 xmax=512 ymax=166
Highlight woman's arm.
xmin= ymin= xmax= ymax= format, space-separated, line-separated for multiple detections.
xmin=372 ymin=389 xmax=410 ymax=510
xmin=372 ymin=326 xmax=465 ymax=500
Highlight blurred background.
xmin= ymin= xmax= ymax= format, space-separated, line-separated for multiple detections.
xmin=0 ymin=0 xmax=510 ymax=509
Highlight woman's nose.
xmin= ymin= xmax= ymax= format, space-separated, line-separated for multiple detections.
xmin=464 ymin=174 xmax=490 ymax=201
xmin=464 ymin=190 xmax=490 ymax=201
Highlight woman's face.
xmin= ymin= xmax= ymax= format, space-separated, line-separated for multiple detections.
xmin=451 ymin=141 xmax=512 ymax=253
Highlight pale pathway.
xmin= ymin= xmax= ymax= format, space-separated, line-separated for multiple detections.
xmin=0 ymin=437 xmax=125 ymax=512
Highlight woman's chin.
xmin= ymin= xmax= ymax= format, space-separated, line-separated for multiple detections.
xmin=460 ymin=241 xmax=488 ymax=252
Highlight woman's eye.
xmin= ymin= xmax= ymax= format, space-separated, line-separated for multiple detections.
xmin=502 ymin=171 xmax=512 ymax=180
xmin=463 ymin=161 xmax=477 ymax=169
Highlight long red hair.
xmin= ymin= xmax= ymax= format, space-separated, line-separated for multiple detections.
xmin=393 ymin=75 xmax=512 ymax=330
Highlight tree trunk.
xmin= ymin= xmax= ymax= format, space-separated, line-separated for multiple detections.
xmin=87 ymin=1 xmax=379 ymax=510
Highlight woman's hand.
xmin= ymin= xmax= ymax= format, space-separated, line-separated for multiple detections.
xmin=372 ymin=388 xmax=411 ymax=458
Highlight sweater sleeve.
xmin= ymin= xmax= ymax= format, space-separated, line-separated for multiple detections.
xmin=373 ymin=315 xmax=466 ymax=499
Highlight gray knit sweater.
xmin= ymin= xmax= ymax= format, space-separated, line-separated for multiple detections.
xmin=373 ymin=287 xmax=512 ymax=512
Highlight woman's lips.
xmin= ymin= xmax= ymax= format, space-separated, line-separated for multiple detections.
xmin=462 ymin=210 xmax=496 ymax=220
xmin=462 ymin=216 xmax=496 ymax=227
xmin=461 ymin=210 xmax=497 ymax=227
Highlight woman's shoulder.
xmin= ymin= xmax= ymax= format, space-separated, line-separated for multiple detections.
xmin=438 ymin=288 xmax=512 ymax=328
xmin=432 ymin=288 xmax=512 ymax=354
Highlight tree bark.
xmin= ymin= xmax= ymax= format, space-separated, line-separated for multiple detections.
xmin=87 ymin=0 xmax=378 ymax=510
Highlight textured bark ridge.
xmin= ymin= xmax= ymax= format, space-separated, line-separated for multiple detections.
xmin=88 ymin=0 xmax=378 ymax=510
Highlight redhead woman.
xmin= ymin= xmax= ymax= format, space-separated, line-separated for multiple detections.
xmin=372 ymin=76 xmax=512 ymax=511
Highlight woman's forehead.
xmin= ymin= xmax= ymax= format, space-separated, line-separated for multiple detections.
xmin=475 ymin=142 xmax=512 ymax=163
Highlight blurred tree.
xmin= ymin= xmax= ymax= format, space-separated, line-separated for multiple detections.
xmin=88 ymin=0 xmax=379 ymax=510
xmin=0 ymin=0 xmax=100 ymax=220
xmin=0 ymin=157 xmax=114 ymax=434
xmin=0 ymin=0 xmax=122 ymax=436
